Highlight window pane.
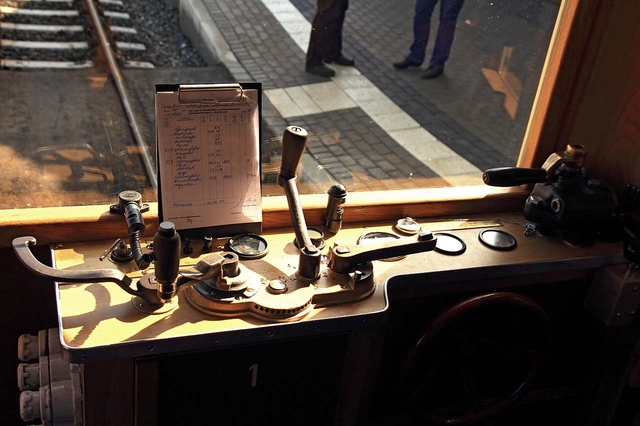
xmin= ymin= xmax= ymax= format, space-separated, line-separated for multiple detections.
xmin=0 ymin=0 xmax=560 ymax=208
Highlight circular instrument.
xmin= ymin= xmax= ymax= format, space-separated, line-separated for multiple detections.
xmin=357 ymin=231 xmax=405 ymax=262
xmin=395 ymin=217 xmax=421 ymax=235
xmin=478 ymin=229 xmax=517 ymax=251
xmin=293 ymin=226 xmax=326 ymax=250
xmin=433 ymin=232 xmax=466 ymax=256
xmin=226 ymin=233 xmax=269 ymax=259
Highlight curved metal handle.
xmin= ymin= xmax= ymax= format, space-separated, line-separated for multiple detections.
xmin=13 ymin=236 xmax=135 ymax=293
xmin=328 ymin=232 xmax=437 ymax=274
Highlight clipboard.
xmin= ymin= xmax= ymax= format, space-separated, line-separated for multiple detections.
xmin=155 ymin=83 xmax=262 ymax=240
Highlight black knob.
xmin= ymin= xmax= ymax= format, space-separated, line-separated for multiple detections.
xmin=325 ymin=184 xmax=347 ymax=233
xmin=153 ymin=222 xmax=181 ymax=285
xmin=117 ymin=190 xmax=142 ymax=208
xmin=202 ymin=236 xmax=213 ymax=253
xmin=182 ymin=238 xmax=194 ymax=255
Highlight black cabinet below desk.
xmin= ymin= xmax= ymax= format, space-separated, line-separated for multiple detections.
xmin=135 ymin=334 xmax=349 ymax=426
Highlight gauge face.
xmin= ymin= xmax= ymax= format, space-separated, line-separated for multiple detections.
xmin=433 ymin=233 xmax=466 ymax=256
xmin=395 ymin=217 xmax=421 ymax=234
xmin=293 ymin=226 xmax=326 ymax=250
xmin=307 ymin=227 xmax=324 ymax=241
xmin=227 ymin=233 xmax=269 ymax=259
xmin=357 ymin=231 xmax=405 ymax=262
xmin=357 ymin=231 xmax=400 ymax=244
xmin=478 ymin=229 xmax=517 ymax=251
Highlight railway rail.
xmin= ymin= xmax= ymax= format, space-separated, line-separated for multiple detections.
xmin=0 ymin=0 xmax=153 ymax=69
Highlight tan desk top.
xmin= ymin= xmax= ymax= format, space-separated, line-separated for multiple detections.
xmin=51 ymin=213 xmax=625 ymax=363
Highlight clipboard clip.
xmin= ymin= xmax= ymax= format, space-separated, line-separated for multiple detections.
xmin=178 ymin=83 xmax=251 ymax=105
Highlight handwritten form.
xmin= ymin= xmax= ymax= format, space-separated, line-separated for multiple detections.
xmin=156 ymin=85 xmax=261 ymax=231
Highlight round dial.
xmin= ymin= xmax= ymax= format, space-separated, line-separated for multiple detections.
xmin=478 ymin=229 xmax=517 ymax=251
xmin=227 ymin=233 xmax=269 ymax=259
xmin=357 ymin=231 xmax=405 ymax=262
xmin=433 ymin=232 xmax=466 ymax=256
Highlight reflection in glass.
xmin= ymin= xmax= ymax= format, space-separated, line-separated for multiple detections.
xmin=0 ymin=0 xmax=560 ymax=208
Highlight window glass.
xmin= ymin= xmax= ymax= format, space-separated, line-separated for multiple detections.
xmin=0 ymin=0 xmax=560 ymax=208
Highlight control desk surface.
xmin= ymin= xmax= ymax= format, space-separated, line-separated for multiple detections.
xmin=50 ymin=212 xmax=624 ymax=363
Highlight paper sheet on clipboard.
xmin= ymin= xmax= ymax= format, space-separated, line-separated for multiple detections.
xmin=155 ymin=83 xmax=261 ymax=236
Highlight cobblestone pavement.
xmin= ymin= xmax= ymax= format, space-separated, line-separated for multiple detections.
xmin=201 ymin=0 xmax=559 ymax=192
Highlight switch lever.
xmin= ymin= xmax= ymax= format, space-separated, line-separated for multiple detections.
xmin=277 ymin=126 xmax=321 ymax=279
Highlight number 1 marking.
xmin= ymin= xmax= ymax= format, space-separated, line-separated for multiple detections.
xmin=249 ymin=363 xmax=258 ymax=387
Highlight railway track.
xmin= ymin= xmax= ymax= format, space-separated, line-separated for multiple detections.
xmin=0 ymin=0 xmax=158 ymax=196
xmin=0 ymin=0 xmax=154 ymax=69
xmin=0 ymin=0 xmax=213 ymax=208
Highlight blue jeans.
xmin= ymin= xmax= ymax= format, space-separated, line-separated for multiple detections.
xmin=407 ymin=0 xmax=465 ymax=66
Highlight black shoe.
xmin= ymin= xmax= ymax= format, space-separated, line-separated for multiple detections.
xmin=325 ymin=54 xmax=355 ymax=66
xmin=422 ymin=64 xmax=444 ymax=79
xmin=393 ymin=58 xmax=422 ymax=69
xmin=306 ymin=64 xmax=336 ymax=77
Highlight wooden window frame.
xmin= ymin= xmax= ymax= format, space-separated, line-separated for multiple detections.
xmin=0 ymin=0 xmax=599 ymax=247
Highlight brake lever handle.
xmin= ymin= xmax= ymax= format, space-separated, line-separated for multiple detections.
xmin=13 ymin=236 xmax=136 ymax=295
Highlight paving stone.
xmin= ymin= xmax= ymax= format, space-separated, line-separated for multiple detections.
xmin=205 ymin=0 xmax=558 ymax=190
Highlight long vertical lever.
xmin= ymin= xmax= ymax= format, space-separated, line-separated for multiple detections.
xmin=277 ymin=126 xmax=322 ymax=279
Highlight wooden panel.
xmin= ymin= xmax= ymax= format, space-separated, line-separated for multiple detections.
xmin=0 ymin=186 xmax=528 ymax=248
xmin=520 ymin=0 xmax=597 ymax=167
xmin=83 ymin=358 xmax=135 ymax=426
xmin=555 ymin=0 xmax=640 ymax=190
xmin=135 ymin=360 xmax=158 ymax=426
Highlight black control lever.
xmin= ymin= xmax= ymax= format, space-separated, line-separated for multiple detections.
xmin=482 ymin=167 xmax=546 ymax=187
xmin=278 ymin=126 xmax=322 ymax=280
xmin=484 ymin=144 xmax=587 ymax=187
xmin=483 ymin=144 xmax=618 ymax=245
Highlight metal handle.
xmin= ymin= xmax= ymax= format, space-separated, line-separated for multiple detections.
xmin=328 ymin=232 xmax=438 ymax=274
xmin=278 ymin=126 xmax=308 ymax=182
xmin=276 ymin=126 xmax=322 ymax=279
xmin=13 ymin=236 xmax=136 ymax=295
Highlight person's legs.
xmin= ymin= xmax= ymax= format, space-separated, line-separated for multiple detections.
xmin=307 ymin=0 xmax=333 ymax=68
xmin=407 ymin=0 xmax=439 ymax=64
xmin=429 ymin=0 xmax=465 ymax=66
xmin=324 ymin=0 xmax=349 ymax=62
xmin=306 ymin=0 xmax=345 ymax=68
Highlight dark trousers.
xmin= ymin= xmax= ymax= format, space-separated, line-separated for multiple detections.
xmin=306 ymin=0 xmax=349 ymax=68
xmin=408 ymin=0 xmax=465 ymax=66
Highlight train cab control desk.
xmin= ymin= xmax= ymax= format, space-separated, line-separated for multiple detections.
xmin=11 ymin=131 xmax=639 ymax=426
xmin=14 ymin=214 xmax=624 ymax=361
xmin=12 ymin=218 xmax=631 ymax=425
